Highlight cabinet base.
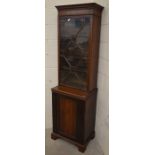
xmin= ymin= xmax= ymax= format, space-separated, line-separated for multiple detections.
xmin=78 ymin=145 xmax=86 ymax=153
xmin=51 ymin=133 xmax=59 ymax=140
xmin=90 ymin=130 xmax=95 ymax=140
xmin=51 ymin=132 xmax=95 ymax=153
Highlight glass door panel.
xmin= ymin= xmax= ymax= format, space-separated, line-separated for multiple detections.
xmin=59 ymin=16 xmax=91 ymax=90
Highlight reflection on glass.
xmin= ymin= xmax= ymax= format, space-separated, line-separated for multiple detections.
xmin=59 ymin=16 xmax=91 ymax=90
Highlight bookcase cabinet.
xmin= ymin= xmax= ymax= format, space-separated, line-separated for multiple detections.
xmin=51 ymin=3 xmax=103 ymax=152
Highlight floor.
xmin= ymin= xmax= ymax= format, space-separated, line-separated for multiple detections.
xmin=45 ymin=128 xmax=104 ymax=155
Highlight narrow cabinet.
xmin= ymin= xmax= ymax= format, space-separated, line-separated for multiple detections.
xmin=51 ymin=3 xmax=103 ymax=152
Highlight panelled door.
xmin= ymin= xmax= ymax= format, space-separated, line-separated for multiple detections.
xmin=52 ymin=93 xmax=84 ymax=143
xmin=59 ymin=15 xmax=92 ymax=90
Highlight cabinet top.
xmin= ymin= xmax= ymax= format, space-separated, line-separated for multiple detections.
xmin=56 ymin=3 xmax=104 ymax=17
xmin=55 ymin=3 xmax=104 ymax=11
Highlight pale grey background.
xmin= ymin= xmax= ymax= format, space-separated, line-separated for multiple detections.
xmin=45 ymin=0 xmax=109 ymax=155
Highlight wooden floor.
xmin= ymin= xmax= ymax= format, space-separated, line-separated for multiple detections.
xmin=45 ymin=128 xmax=104 ymax=155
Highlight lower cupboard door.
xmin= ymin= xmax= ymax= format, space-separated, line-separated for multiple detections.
xmin=56 ymin=95 xmax=84 ymax=142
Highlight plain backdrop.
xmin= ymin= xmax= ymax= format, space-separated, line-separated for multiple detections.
xmin=45 ymin=1 xmax=109 ymax=154
xmin=0 ymin=0 xmax=155 ymax=155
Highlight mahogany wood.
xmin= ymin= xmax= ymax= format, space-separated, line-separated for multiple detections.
xmin=57 ymin=3 xmax=103 ymax=92
xmin=51 ymin=3 xmax=103 ymax=153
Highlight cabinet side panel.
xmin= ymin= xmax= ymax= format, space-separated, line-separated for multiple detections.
xmin=89 ymin=15 xmax=102 ymax=91
xmin=52 ymin=93 xmax=58 ymax=133
xmin=84 ymin=90 xmax=97 ymax=141
xmin=76 ymin=101 xmax=85 ymax=144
